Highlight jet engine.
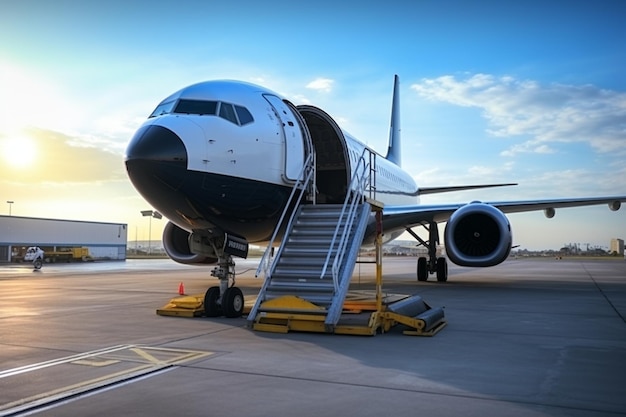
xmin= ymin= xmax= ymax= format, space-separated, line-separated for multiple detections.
xmin=444 ymin=202 xmax=512 ymax=267
xmin=162 ymin=221 xmax=217 ymax=265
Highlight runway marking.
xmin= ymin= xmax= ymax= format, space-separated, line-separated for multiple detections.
xmin=130 ymin=347 xmax=163 ymax=364
xmin=71 ymin=359 xmax=121 ymax=367
xmin=0 ymin=345 xmax=131 ymax=378
xmin=0 ymin=345 xmax=213 ymax=417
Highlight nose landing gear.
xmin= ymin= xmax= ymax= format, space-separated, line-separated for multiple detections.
xmin=204 ymin=254 xmax=245 ymax=318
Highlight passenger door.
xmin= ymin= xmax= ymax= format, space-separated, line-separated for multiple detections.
xmin=263 ymin=95 xmax=305 ymax=182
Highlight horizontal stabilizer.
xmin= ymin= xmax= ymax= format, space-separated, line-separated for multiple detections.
xmin=418 ymin=183 xmax=517 ymax=195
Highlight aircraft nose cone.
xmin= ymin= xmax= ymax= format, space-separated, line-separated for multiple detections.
xmin=125 ymin=124 xmax=187 ymax=164
xmin=125 ymin=125 xmax=188 ymax=206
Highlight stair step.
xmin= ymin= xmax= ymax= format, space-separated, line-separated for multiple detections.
xmin=269 ymin=278 xmax=335 ymax=291
xmin=276 ymin=252 xmax=335 ymax=268
xmin=281 ymin=247 xmax=334 ymax=256
xmin=272 ymin=269 xmax=333 ymax=280
xmin=249 ymin=202 xmax=371 ymax=329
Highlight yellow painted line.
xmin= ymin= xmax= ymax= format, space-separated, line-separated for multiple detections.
xmin=132 ymin=346 xmax=214 ymax=365
xmin=71 ymin=359 xmax=121 ymax=367
xmin=130 ymin=347 xmax=164 ymax=365
xmin=0 ymin=363 xmax=156 ymax=413
xmin=0 ymin=345 xmax=215 ymax=416
xmin=0 ymin=345 xmax=131 ymax=378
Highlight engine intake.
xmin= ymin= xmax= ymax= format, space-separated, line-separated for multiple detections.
xmin=162 ymin=221 xmax=217 ymax=265
xmin=444 ymin=202 xmax=512 ymax=267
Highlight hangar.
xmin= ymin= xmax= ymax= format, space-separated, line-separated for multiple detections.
xmin=0 ymin=215 xmax=127 ymax=263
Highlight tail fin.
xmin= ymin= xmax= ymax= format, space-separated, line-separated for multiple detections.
xmin=386 ymin=74 xmax=401 ymax=166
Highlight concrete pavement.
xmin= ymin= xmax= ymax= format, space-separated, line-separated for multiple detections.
xmin=1 ymin=257 xmax=625 ymax=416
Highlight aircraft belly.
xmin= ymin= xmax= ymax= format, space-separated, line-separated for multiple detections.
xmin=171 ymin=171 xmax=291 ymax=242
xmin=200 ymin=173 xmax=292 ymax=241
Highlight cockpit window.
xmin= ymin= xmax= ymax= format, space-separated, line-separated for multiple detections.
xmin=218 ymin=102 xmax=237 ymax=124
xmin=149 ymin=100 xmax=176 ymax=118
xmin=174 ymin=99 xmax=218 ymax=115
xmin=235 ymin=105 xmax=254 ymax=125
xmin=152 ymin=98 xmax=254 ymax=126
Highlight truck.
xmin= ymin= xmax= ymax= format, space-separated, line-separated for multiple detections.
xmin=23 ymin=246 xmax=44 ymax=269
xmin=43 ymin=247 xmax=93 ymax=263
xmin=17 ymin=246 xmax=93 ymax=264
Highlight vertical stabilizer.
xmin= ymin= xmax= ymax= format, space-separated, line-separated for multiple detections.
xmin=386 ymin=75 xmax=401 ymax=166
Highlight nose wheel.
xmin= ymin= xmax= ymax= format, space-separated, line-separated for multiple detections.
xmin=222 ymin=287 xmax=244 ymax=318
xmin=203 ymin=254 xmax=245 ymax=318
xmin=204 ymin=287 xmax=222 ymax=317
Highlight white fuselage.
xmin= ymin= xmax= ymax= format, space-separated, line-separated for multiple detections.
xmin=126 ymin=80 xmax=418 ymax=244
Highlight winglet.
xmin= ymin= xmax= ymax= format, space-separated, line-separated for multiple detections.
xmin=386 ymin=75 xmax=401 ymax=166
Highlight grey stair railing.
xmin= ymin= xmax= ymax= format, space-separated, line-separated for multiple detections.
xmin=321 ymin=148 xmax=375 ymax=288
xmin=321 ymin=149 xmax=375 ymax=328
xmin=248 ymin=151 xmax=316 ymax=322
xmin=254 ymin=151 xmax=315 ymax=280
xmin=248 ymin=148 xmax=377 ymax=329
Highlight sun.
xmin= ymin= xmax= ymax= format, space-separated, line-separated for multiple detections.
xmin=2 ymin=135 xmax=37 ymax=169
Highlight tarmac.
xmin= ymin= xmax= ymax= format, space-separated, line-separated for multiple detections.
xmin=0 ymin=257 xmax=625 ymax=417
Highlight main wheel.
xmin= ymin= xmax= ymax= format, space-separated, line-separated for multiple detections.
xmin=204 ymin=286 xmax=222 ymax=317
xmin=33 ymin=258 xmax=43 ymax=270
xmin=436 ymin=257 xmax=448 ymax=282
xmin=222 ymin=287 xmax=244 ymax=318
xmin=417 ymin=257 xmax=428 ymax=281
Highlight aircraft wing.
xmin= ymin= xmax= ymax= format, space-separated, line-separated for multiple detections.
xmin=381 ymin=195 xmax=626 ymax=230
xmin=418 ymin=183 xmax=518 ymax=195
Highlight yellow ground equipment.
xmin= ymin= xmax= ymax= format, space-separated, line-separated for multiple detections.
xmin=157 ymin=207 xmax=447 ymax=337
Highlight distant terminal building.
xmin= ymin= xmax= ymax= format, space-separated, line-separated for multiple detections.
xmin=0 ymin=215 xmax=127 ymax=263
xmin=610 ymin=238 xmax=624 ymax=256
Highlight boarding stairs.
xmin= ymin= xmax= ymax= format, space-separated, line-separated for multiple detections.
xmin=248 ymin=151 xmax=377 ymax=332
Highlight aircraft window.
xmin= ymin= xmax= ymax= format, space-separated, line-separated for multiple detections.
xmin=149 ymin=100 xmax=176 ymax=118
xmin=235 ymin=105 xmax=254 ymax=125
xmin=174 ymin=99 xmax=218 ymax=115
xmin=219 ymin=102 xmax=237 ymax=124
xmin=165 ymin=99 xmax=253 ymax=126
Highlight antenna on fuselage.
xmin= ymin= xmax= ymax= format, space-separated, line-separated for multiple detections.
xmin=385 ymin=74 xmax=401 ymax=166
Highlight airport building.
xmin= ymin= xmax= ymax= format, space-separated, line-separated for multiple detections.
xmin=610 ymin=238 xmax=625 ymax=256
xmin=0 ymin=215 xmax=127 ymax=263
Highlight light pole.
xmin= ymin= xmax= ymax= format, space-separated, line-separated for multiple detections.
xmin=140 ymin=210 xmax=162 ymax=255
xmin=7 ymin=201 xmax=14 ymax=216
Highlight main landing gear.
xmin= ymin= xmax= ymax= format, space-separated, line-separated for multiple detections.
xmin=204 ymin=254 xmax=245 ymax=318
xmin=406 ymin=221 xmax=448 ymax=282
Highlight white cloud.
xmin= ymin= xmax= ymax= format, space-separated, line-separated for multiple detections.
xmin=306 ymin=78 xmax=334 ymax=93
xmin=411 ymin=74 xmax=626 ymax=157
xmin=500 ymin=141 xmax=556 ymax=157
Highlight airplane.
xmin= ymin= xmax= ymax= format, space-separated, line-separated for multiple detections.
xmin=125 ymin=75 xmax=626 ymax=318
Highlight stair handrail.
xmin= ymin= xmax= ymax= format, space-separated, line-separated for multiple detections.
xmin=320 ymin=148 xmax=375 ymax=290
xmin=255 ymin=152 xmax=315 ymax=279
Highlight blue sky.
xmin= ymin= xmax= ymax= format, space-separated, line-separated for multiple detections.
xmin=1 ymin=0 xmax=625 ymax=251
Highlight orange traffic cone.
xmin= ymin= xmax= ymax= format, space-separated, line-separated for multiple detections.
xmin=178 ymin=282 xmax=185 ymax=295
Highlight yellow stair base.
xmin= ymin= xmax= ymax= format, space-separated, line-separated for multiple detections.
xmin=250 ymin=293 xmax=447 ymax=337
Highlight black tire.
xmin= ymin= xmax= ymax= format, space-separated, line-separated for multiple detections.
xmin=436 ymin=257 xmax=448 ymax=282
xmin=417 ymin=257 xmax=428 ymax=281
xmin=33 ymin=258 xmax=43 ymax=270
xmin=204 ymin=286 xmax=222 ymax=317
xmin=222 ymin=287 xmax=244 ymax=318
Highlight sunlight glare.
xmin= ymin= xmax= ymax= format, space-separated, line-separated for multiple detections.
xmin=2 ymin=136 xmax=37 ymax=168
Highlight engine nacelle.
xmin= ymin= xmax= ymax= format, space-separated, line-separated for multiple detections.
xmin=609 ymin=200 xmax=621 ymax=211
xmin=444 ymin=202 xmax=512 ymax=267
xmin=162 ymin=221 xmax=217 ymax=265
